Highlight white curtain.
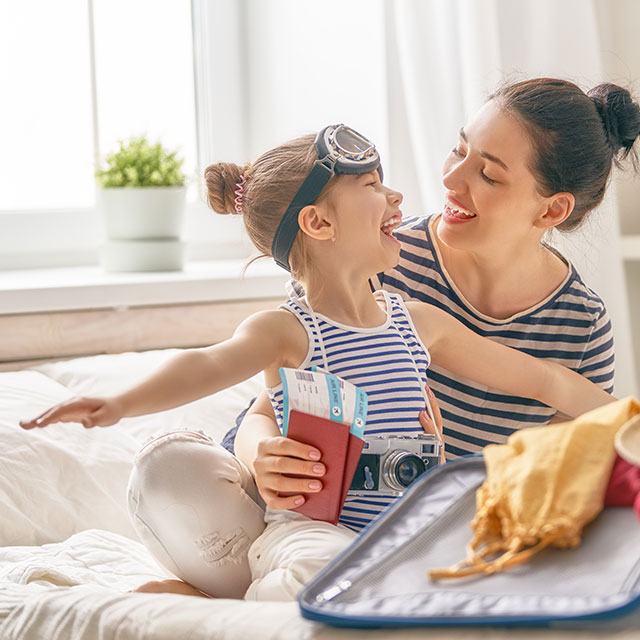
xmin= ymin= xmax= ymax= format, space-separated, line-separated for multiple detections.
xmin=386 ymin=0 xmax=638 ymax=397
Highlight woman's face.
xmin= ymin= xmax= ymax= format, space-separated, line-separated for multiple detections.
xmin=439 ymin=100 xmax=548 ymax=255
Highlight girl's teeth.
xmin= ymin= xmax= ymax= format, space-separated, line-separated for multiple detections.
xmin=380 ymin=215 xmax=402 ymax=236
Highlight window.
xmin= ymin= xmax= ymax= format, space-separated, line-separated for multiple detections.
xmin=1 ymin=0 xmax=387 ymax=270
xmin=1 ymin=0 xmax=212 ymax=269
xmin=92 ymin=0 xmax=197 ymax=186
xmin=1 ymin=0 xmax=95 ymax=211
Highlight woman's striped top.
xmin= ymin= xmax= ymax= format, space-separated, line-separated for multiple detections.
xmin=267 ymin=291 xmax=431 ymax=532
xmin=371 ymin=215 xmax=615 ymax=458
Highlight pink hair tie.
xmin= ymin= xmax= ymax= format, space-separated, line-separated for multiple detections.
xmin=234 ymin=174 xmax=246 ymax=214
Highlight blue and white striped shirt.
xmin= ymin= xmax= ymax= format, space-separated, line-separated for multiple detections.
xmin=372 ymin=215 xmax=615 ymax=458
xmin=268 ymin=291 xmax=431 ymax=532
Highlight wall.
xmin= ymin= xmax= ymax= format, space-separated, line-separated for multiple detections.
xmin=596 ymin=0 xmax=640 ymax=393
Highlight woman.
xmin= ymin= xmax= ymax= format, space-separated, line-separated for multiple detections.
xmin=235 ymin=78 xmax=640 ymax=499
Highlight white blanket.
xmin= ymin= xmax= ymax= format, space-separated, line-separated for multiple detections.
xmin=0 ymin=350 xmax=635 ymax=639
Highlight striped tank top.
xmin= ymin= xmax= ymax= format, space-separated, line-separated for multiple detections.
xmin=372 ymin=215 xmax=615 ymax=458
xmin=267 ymin=291 xmax=431 ymax=532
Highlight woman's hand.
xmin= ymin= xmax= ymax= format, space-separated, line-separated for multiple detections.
xmin=418 ymin=385 xmax=446 ymax=464
xmin=252 ymin=435 xmax=326 ymax=510
xmin=20 ymin=396 xmax=125 ymax=430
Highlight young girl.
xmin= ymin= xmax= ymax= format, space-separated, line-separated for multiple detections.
xmin=21 ymin=124 xmax=614 ymax=601
xmin=238 ymin=78 xmax=640 ymax=464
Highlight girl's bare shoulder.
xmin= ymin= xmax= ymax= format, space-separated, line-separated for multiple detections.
xmin=238 ymin=306 xmax=303 ymax=328
xmin=236 ymin=307 xmax=309 ymax=365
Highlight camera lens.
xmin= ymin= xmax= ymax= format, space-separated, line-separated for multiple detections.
xmin=397 ymin=456 xmax=425 ymax=486
xmin=382 ymin=451 xmax=426 ymax=492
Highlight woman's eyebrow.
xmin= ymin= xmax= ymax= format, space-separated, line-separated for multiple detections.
xmin=459 ymin=127 xmax=510 ymax=172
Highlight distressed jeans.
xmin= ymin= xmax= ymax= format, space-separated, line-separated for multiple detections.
xmin=127 ymin=430 xmax=355 ymax=600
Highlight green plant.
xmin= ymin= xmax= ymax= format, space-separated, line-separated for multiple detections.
xmin=95 ymin=135 xmax=186 ymax=188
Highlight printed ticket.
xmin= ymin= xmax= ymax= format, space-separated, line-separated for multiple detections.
xmin=279 ymin=367 xmax=368 ymax=438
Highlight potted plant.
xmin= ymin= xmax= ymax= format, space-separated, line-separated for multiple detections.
xmin=95 ymin=135 xmax=187 ymax=272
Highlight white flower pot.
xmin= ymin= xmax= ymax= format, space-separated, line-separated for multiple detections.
xmin=97 ymin=186 xmax=187 ymax=272
xmin=98 ymin=186 xmax=186 ymax=239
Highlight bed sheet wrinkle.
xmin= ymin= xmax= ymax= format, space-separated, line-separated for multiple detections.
xmin=0 ymin=372 xmax=74 ymax=447
xmin=0 ymin=417 xmax=139 ymax=545
xmin=0 ymin=530 xmax=168 ymax=591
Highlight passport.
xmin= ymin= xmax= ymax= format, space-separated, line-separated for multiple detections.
xmin=285 ymin=409 xmax=364 ymax=524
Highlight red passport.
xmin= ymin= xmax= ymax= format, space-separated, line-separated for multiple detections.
xmin=285 ymin=409 xmax=364 ymax=524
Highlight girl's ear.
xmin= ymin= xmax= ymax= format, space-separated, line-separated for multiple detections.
xmin=298 ymin=204 xmax=335 ymax=241
xmin=535 ymin=192 xmax=575 ymax=229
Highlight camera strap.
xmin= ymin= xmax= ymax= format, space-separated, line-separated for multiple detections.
xmin=301 ymin=296 xmax=332 ymax=374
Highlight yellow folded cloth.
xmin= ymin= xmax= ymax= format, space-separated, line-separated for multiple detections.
xmin=429 ymin=396 xmax=640 ymax=580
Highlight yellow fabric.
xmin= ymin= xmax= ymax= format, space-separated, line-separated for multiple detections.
xmin=429 ymin=396 xmax=640 ymax=580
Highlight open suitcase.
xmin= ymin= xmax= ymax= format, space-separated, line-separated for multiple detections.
xmin=298 ymin=456 xmax=640 ymax=630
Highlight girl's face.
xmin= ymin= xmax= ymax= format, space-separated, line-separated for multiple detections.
xmin=330 ymin=172 xmax=404 ymax=274
xmin=439 ymin=100 xmax=548 ymax=255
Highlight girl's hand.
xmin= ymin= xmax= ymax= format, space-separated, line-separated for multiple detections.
xmin=418 ymin=385 xmax=446 ymax=464
xmin=253 ymin=435 xmax=326 ymax=510
xmin=19 ymin=396 xmax=125 ymax=430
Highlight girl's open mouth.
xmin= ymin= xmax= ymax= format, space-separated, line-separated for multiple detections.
xmin=380 ymin=214 xmax=403 ymax=237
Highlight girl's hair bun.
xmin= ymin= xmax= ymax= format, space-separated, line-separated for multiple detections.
xmin=588 ymin=83 xmax=640 ymax=163
xmin=204 ymin=162 xmax=251 ymax=215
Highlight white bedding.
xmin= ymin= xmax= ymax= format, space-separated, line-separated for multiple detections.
xmin=0 ymin=350 xmax=635 ymax=639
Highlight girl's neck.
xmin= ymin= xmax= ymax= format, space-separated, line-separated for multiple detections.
xmin=303 ymin=275 xmax=386 ymax=328
xmin=431 ymin=218 xmax=569 ymax=320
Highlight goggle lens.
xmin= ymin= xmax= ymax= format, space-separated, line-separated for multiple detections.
xmin=331 ymin=127 xmax=375 ymax=159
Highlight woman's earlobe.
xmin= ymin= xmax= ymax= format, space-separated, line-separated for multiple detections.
xmin=538 ymin=193 xmax=575 ymax=229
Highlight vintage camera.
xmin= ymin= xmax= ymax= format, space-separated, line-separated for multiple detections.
xmin=349 ymin=434 xmax=441 ymax=496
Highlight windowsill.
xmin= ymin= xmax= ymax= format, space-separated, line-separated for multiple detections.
xmin=5 ymin=234 xmax=636 ymax=316
xmin=0 ymin=259 xmax=289 ymax=315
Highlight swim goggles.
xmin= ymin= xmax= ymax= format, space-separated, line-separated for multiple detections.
xmin=271 ymin=124 xmax=382 ymax=271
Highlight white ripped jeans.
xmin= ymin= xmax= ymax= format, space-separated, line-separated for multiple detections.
xmin=127 ymin=430 xmax=356 ymax=600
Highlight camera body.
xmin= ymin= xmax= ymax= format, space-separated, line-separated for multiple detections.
xmin=349 ymin=434 xmax=441 ymax=496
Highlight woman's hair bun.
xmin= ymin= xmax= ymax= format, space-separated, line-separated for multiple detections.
xmin=204 ymin=162 xmax=251 ymax=215
xmin=588 ymin=83 xmax=640 ymax=163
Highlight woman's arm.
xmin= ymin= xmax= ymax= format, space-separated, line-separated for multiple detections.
xmin=408 ymin=302 xmax=614 ymax=418
xmin=21 ymin=310 xmax=294 ymax=429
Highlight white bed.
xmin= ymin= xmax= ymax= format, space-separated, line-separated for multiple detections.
xmin=0 ymin=349 xmax=635 ymax=639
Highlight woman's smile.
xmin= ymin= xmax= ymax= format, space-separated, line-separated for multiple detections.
xmin=443 ymin=197 xmax=476 ymax=224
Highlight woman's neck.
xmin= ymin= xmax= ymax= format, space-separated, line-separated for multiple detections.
xmin=431 ymin=219 xmax=569 ymax=319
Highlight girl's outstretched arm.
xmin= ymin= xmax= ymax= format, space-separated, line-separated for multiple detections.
xmin=20 ymin=309 xmax=298 ymax=429
xmin=407 ymin=302 xmax=614 ymax=419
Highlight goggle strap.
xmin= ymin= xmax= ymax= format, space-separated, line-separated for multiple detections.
xmin=271 ymin=161 xmax=334 ymax=271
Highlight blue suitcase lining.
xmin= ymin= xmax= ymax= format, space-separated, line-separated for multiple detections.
xmin=298 ymin=457 xmax=640 ymax=628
